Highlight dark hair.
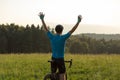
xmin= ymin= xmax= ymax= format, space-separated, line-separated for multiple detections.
xmin=55 ymin=24 xmax=63 ymax=33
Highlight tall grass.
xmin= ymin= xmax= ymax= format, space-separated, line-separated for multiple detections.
xmin=0 ymin=53 xmax=120 ymax=80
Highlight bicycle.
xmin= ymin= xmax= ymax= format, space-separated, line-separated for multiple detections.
xmin=43 ymin=59 xmax=72 ymax=80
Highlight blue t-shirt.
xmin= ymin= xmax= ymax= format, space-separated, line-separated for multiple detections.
xmin=47 ymin=31 xmax=71 ymax=58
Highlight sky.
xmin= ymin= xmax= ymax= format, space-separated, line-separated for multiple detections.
xmin=0 ymin=0 xmax=120 ymax=34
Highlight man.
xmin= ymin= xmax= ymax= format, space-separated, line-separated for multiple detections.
xmin=38 ymin=12 xmax=82 ymax=80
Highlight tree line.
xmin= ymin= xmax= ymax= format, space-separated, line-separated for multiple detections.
xmin=67 ymin=35 xmax=120 ymax=54
xmin=0 ymin=23 xmax=120 ymax=54
xmin=0 ymin=23 xmax=51 ymax=53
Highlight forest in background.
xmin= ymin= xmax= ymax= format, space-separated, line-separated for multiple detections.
xmin=0 ymin=23 xmax=120 ymax=54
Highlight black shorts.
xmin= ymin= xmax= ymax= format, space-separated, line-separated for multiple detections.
xmin=51 ymin=57 xmax=66 ymax=74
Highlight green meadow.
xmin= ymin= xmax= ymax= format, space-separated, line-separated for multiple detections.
xmin=0 ymin=54 xmax=120 ymax=80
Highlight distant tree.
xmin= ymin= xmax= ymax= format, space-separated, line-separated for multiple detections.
xmin=0 ymin=26 xmax=8 ymax=53
xmin=69 ymin=41 xmax=89 ymax=54
xmin=69 ymin=42 xmax=81 ymax=53
xmin=95 ymin=39 xmax=106 ymax=53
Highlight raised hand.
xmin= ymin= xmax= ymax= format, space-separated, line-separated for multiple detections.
xmin=38 ymin=12 xmax=45 ymax=20
xmin=38 ymin=12 xmax=48 ymax=31
xmin=78 ymin=15 xmax=82 ymax=23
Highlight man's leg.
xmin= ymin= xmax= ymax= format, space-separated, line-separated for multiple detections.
xmin=58 ymin=58 xmax=66 ymax=80
xmin=51 ymin=59 xmax=57 ymax=79
xmin=51 ymin=58 xmax=57 ymax=73
xmin=59 ymin=73 xmax=66 ymax=80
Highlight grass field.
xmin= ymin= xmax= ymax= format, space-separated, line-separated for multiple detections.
xmin=0 ymin=53 xmax=120 ymax=80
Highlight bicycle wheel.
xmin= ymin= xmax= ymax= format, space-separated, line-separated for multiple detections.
xmin=44 ymin=73 xmax=67 ymax=80
xmin=44 ymin=73 xmax=59 ymax=80
xmin=43 ymin=74 xmax=51 ymax=80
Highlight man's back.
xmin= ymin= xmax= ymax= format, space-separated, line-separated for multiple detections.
xmin=47 ymin=31 xmax=70 ymax=58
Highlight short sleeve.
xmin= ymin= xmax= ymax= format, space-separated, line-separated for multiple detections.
xmin=47 ymin=31 xmax=54 ymax=39
xmin=61 ymin=32 xmax=71 ymax=40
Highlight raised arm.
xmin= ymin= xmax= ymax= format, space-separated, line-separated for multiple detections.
xmin=38 ymin=12 xmax=49 ymax=32
xmin=69 ymin=15 xmax=82 ymax=34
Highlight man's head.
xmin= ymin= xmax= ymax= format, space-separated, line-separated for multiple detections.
xmin=55 ymin=24 xmax=64 ymax=34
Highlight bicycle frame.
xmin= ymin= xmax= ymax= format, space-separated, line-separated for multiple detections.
xmin=48 ymin=59 xmax=72 ymax=68
xmin=44 ymin=59 xmax=72 ymax=80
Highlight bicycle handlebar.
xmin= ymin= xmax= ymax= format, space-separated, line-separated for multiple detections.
xmin=48 ymin=59 xmax=72 ymax=68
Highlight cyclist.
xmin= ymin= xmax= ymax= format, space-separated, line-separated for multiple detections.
xmin=39 ymin=12 xmax=82 ymax=80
